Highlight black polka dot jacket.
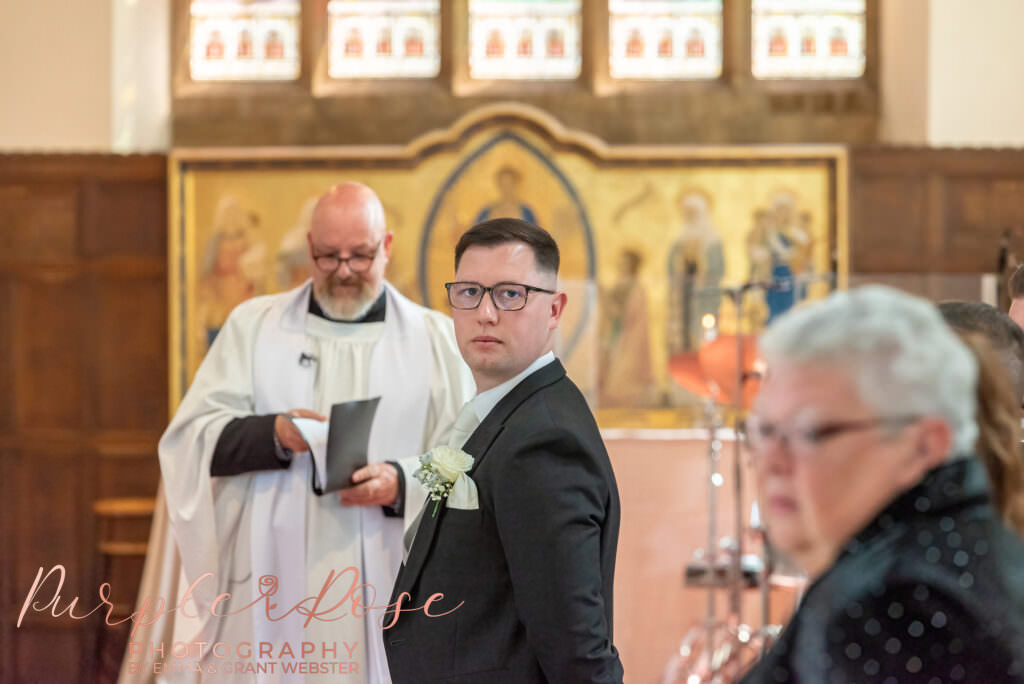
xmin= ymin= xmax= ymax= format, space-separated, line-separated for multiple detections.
xmin=741 ymin=457 xmax=1024 ymax=684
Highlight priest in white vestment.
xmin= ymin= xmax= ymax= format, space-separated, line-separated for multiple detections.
xmin=125 ymin=183 xmax=473 ymax=684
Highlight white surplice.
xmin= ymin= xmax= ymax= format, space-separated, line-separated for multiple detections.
xmin=138 ymin=281 xmax=473 ymax=684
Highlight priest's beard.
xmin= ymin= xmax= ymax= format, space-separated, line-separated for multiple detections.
xmin=314 ymin=276 xmax=380 ymax=320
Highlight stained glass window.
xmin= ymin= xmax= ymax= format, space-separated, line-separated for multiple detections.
xmin=609 ymin=0 xmax=722 ymax=80
xmin=190 ymin=0 xmax=301 ymax=81
xmin=328 ymin=0 xmax=440 ymax=78
xmin=752 ymin=0 xmax=865 ymax=79
xmin=469 ymin=0 xmax=581 ymax=80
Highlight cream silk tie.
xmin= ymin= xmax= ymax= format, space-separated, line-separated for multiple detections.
xmin=402 ymin=403 xmax=480 ymax=560
xmin=446 ymin=403 xmax=481 ymax=449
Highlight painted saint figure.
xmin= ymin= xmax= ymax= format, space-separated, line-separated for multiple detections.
xmin=275 ymin=197 xmax=318 ymax=291
xmin=377 ymin=27 xmax=392 ymax=56
xmin=748 ymin=191 xmax=815 ymax=324
xmin=205 ymin=29 xmax=225 ymax=59
xmin=769 ymin=27 xmax=788 ymax=56
xmin=237 ymin=29 xmax=253 ymax=58
xmin=486 ymin=29 xmax=505 ymax=58
xmin=599 ymin=249 xmax=654 ymax=407
xmin=626 ymin=28 xmax=644 ymax=58
xmin=474 ymin=165 xmax=538 ymax=225
xmin=667 ymin=190 xmax=724 ymax=354
xmin=517 ymin=30 xmax=533 ymax=57
xmin=405 ymin=29 xmax=424 ymax=57
xmin=345 ymin=27 xmax=363 ymax=57
xmin=658 ymin=30 xmax=674 ymax=58
xmin=686 ymin=28 xmax=705 ymax=58
xmin=546 ymin=28 xmax=565 ymax=57
xmin=197 ymin=196 xmax=266 ymax=355
xmin=265 ymin=29 xmax=284 ymax=59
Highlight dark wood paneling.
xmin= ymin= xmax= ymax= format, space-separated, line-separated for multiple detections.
xmin=0 ymin=450 xmax=12 ymax=684
xmin=0 ymin=277 xmax=13 ymax=432
xmin=0 ymin=154 xmax=166 ymax=684
xmin=0 ymin=183 xmax=79 ymax=262
xmin=97 ymin=454 xmax=161 ymax=500
xmin=14 ymin=625 xmax=83 ymax=684
xmin=82 ymin=181 xmax=167 ymax=258
xmin=850 ymin=147 xmax=1024 ymax=274
xmin=92 ymin=275 xmax=167 ymax=431
xmin=13 ymin=275 xmax=88 ymax=430
xmin=943 ymin=177 xmax=1024 ymax=271
xmin=850 ymin=175 xmax=927 ymax=272
xmin=13 ymin=448 xmax=91 ymax=602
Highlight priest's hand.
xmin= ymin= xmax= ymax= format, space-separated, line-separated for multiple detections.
xmin=275 ymin=409 xmax=326 ymax=452
xmin=340 ymin=463 xmax=399 ymax=507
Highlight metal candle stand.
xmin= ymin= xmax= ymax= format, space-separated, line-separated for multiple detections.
xmin=661 ymin=277 xmax=820 ymax=684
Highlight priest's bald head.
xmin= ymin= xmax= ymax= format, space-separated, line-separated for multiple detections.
xmin=307 ymin=182 xmax=392 ymax=319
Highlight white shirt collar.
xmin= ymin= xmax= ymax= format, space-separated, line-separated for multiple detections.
xmin=469 ymin=351 xmax=556 ymax=424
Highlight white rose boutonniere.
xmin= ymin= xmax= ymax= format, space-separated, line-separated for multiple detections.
xmin=413 ymin=446 xmax=478 ymax=516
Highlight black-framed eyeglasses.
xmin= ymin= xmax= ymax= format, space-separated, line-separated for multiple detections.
xmin=744 ymin=414 xmax=922 ymax=457
xmin=312 ymin=241 xmax=382 ymax=274
xmin=445 ymin=281 xmax=556 ymax=311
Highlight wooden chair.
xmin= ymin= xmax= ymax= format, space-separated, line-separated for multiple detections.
xmin=89 ymin=497 xmax=155 ymax=684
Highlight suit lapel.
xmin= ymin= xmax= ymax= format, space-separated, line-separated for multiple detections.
xmin=397 ymin=360 xmax=567 ymax=593
xmin=398 ymin=418 xmax=505 ymax=591
xmin=464 ymin=359 xmax=565 ymax=475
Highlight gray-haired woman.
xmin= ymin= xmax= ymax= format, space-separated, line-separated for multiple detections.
xmin=741 ymin=286 xmax=1024 ymax=683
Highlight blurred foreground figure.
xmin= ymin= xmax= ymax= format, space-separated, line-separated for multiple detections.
xmin=741 ymin=286 xmax=1024 ymax=683
xmin=939 ymin=300 xmax=1024 ymax=534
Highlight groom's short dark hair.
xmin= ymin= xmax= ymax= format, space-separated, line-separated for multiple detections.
xmin=455 ymin=218 xmax=560 ymax=275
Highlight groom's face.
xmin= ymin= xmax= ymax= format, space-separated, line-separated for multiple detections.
xmin=452 ymin=242 xmax=565 ymax=392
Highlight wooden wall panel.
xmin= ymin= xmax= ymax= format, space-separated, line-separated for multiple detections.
xmin=13 ymin=275 xmax=88 ymax=430
xmin=92 ymin=274 xmax=167 ymax=431
xmin=14 ymin=624 xmax=83 ymax=684
xmin=850 ymin=176 xmax=927 ymax=272
xmin=97 ymin=454 xmax=161 ymax=500
xmin=82 ymin=181 xmax=167 ymax=258
xmin=0 ymin=277 xmax=13 ymax=432
xmin=13 ymin=447 xmax=91 ymax=603
xmin=0 ymin=450 xmax=13 ymax=684
xmin=0 ymin=183 xmax=79 ymax=261
xmin=8 ymin=445 xmax=93 ymax=682
xmin=943 ymin=177 xmax=1024 ymax=271
xmin=0 ymin=154 xmax=166 ymax=684
xmin=850 ymin=147 xmax=1024 ymax=275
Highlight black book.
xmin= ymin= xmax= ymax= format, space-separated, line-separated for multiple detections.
xmin=310 ymin=396 xmax=381 ymax=495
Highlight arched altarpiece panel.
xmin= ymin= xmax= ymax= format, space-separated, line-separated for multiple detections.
xmin=170 ymin=103 xmax=846 ymax=427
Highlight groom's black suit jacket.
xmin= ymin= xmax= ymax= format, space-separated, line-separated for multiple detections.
xmin=384 ymin=360 xmax=624 ymax=683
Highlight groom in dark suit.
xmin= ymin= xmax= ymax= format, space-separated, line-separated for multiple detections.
xmin=385 ymin=218 xmax=624 ymax=683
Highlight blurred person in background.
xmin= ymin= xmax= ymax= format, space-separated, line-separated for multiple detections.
xmin=939 ymin=301 xmax=1024 ymax=535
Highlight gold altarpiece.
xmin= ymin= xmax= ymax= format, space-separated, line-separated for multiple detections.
xmin=170 ymin=103 xmax=847 ymax=427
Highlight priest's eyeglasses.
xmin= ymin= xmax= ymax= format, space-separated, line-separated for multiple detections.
xmin=445 ymin=281 xmax=556 ymax=311
xmin=312 ymin=241 xmax=382 ymax=273
xmin=744 ymin=414 xmax=921 ymax=457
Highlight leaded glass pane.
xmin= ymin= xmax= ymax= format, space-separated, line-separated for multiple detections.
xmin=190 ymin=0 xmax=300 ymax=81
xmin=609 ymin=0 xmax=722 ymax=80
xmin=328 ymin=0 xmax=440 ymax=78
xmin=469 ymin=0 xmax=581 ymax=80
xmin=752 ymin=0 xmax=865 ymax=79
